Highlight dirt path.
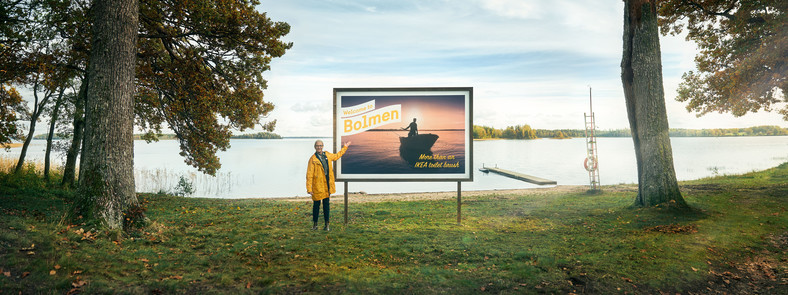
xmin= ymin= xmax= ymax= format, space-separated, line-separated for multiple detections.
xmin=278 ymin=184 xmax=638 ymax=203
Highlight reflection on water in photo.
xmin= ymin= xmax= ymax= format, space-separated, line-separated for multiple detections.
xmin=340 ymin=130 xmax=465 ymax=174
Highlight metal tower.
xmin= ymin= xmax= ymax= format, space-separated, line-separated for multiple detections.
xmin=584 ymin=88 xmax=600 ymax=190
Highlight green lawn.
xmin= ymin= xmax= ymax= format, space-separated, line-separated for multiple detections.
xmin=1 ymin=163 xmax=786 ymax=294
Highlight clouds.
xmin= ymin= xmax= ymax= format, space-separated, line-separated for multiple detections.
xmin=478 ymin=0 xmax=545 ymax=19
xmin=290 ymin=102 xmax=330 ymax=113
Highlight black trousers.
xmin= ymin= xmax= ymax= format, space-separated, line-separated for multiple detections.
xmin=312 ymin=197 xmax=329 ymax=224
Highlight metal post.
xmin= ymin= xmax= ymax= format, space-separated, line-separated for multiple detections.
xmin=457 ymin=181 xmax=462 ymax=225
xmin=344 ymin=182 xmax=348 ymax=224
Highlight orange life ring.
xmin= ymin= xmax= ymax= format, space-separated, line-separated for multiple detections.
xmin=584 ymin=156 xmax=597 ymax=172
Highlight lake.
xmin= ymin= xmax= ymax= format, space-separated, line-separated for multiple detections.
xmin=3 ymin=136 xmax=787 ymax=198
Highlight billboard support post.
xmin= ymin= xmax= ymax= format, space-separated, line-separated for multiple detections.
xmin=344 ymin=182 xmax=349 ymax=224
xmin=457 ymin=181 xmax=462 ymax=225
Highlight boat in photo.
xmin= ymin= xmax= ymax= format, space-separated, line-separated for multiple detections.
xmin=399 ymin=134 xmax=439 ymax=150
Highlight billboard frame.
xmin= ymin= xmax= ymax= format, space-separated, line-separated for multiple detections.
xmin=333 ymin=87 xmax=473 ymax=182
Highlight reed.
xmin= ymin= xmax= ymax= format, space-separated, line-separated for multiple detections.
xmin=0 ymin=156 xmax=47 ymax=174
xmin=0 ymin=156 xmax=16 ymax=173
xmin=134 ymin=168 xmax=235 ymax=197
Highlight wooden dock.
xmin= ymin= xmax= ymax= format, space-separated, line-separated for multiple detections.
xmin=479 ymin=166 xmax=557 ymax=185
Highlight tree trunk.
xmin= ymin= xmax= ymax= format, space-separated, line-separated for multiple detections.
xmin=621 ymin=0 xmax=687 ymax=208
xmin=15 ymin=83 xmax=50 ymax=173
xmin=63 ymin=77 xmax=87 ymax=187
xmin=77 ymin=0 xmax=139 ymax=229
xmin=14 ymin=114 xmax=37 ymax=173
xmin=44 ymin=87 xmax=66 ymax=181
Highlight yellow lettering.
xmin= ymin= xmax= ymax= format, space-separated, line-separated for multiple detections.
xmin=341 ymin=104 xmax=402 ymax=135
xmin=369 ymin=114 xmax=380 ymax=126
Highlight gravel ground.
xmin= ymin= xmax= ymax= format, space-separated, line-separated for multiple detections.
xmin=279 ymin=184 xmax=638 ymax=203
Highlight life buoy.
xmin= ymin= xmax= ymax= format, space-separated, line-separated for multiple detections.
xmin=584 ymin=156 xmax=597 ymax=172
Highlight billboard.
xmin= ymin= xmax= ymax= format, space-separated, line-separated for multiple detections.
xmin=334 ymin=88 xmax=473 ymax=181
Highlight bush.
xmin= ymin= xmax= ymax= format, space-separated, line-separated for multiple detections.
xmin=173 ymin=175 xmax=194 ymax=197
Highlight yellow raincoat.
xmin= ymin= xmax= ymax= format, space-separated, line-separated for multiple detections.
xmin=306 ymin=146 xmax=347 ymax=201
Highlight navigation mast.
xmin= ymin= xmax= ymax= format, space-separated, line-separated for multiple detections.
xmin=584 ymin=87 xmax=600 ymax=190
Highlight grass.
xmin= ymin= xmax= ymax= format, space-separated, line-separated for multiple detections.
xmin=0 ymin=163 xmax=786 ymax=294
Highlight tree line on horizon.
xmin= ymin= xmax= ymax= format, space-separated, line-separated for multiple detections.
xmin=472 ymin=125 xmax=788 ymax=139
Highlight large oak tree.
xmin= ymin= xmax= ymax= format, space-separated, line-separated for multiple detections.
xmin=3 ymin=0 xmax=291 ymax=227
xmin=622 ymin=0 xmax=688 ymax=208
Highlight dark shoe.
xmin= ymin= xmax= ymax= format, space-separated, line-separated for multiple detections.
xmin=311 ymin=222 xmax=318 ymax=230
xmin=323 ymin=224 xmax=330 ymax=231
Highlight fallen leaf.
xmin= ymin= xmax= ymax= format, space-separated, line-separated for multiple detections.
xmin=21 ymin=272 xmax=30 ymax=278
xmin=50 ymin=270 xmax=56 ymax=275
xmin=691 ymin=267 xmax=698 ymax=272
xmin=72 ymin=279 xmax=87 ymax=287
xmin=3 ymin=271 xmax=10 ymax=277
xmin=55 ymin=265 xmax=61 ymax=270
xmin=246 ymin=282 xmax=251 ymax=289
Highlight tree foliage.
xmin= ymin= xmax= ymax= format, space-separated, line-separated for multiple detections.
xmin=658 ymin=0 xmax=788 ymax=120
xmin=0 ymin=84 xmax=24 ymax=146
xmin=135 ymin=0 xmax=292 ymax=175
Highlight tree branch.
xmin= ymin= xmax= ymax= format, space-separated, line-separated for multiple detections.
xmin=682 ymin=0 xmax=737 ymax=20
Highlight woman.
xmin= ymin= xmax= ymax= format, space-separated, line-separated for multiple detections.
xmin=306 ymin=140 xmax=351 ymax=231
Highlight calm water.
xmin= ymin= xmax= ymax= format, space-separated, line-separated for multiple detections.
xmin=341 ymin=130 xmax=466 ymax=174
xmin=3 ymin=136 xmax=787 ymax=198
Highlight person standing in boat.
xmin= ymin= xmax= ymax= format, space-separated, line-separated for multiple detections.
xmin=403 ymin=118 xmax=418 ymax=137
xmin=306 ymin=140 xmax=351 ymax=231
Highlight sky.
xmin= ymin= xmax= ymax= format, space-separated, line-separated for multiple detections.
xmin=252 ymin=0 xmax=788 ymax=136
